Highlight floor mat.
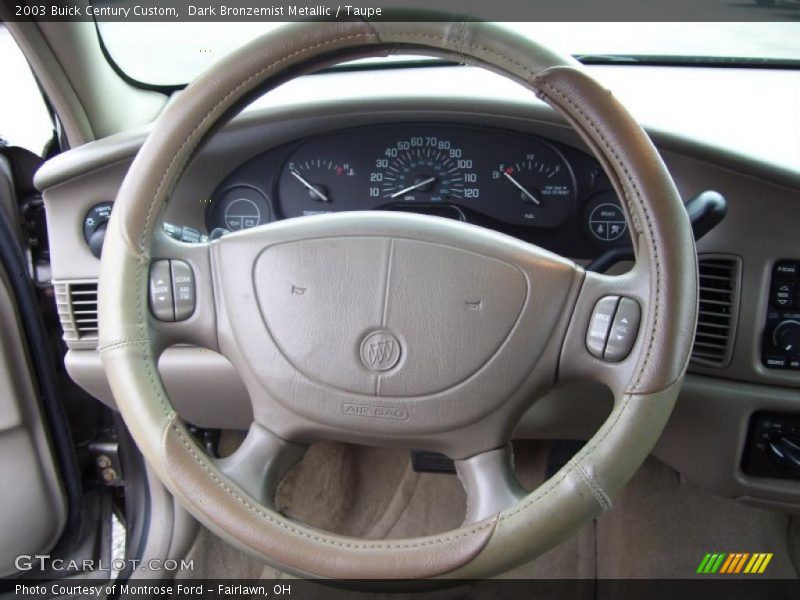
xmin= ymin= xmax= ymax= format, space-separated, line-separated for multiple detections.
xmin=175 ymin=440 xmax=799 ymax=580
xmin=594 ymin=457 xmax=797 ymax=579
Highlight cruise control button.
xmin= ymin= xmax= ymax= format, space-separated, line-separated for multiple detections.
xmin=604 ymin=298 xmax=641 ymax=362
xmin=586 ymin=296 xmax=620 ymax=358
xmin=149 ymin=260 xmax=175 ymax=321
xmin=170 ymin=260 xmax=195 ymax=321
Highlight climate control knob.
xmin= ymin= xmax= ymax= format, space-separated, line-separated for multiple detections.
xmin=767 ymin=434 xmax=800 ymax=473
xmin=772 ymin=320 xmax=800 ymax=356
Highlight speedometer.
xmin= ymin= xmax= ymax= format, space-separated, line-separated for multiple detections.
xmin=269 ymin=125 xmax=582 ymax=229
xmin=369 ymin=137 xmax=478 ymax=203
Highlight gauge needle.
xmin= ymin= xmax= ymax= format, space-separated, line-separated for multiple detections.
xmin=389 ymin=176 xmax=437 ymax=199
xmin=503 ymin=171 xmax=540 ymax=205
xmin=290 ymin=169 xmax=329 ymax=202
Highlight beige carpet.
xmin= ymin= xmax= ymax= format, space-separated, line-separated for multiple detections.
xmin=177 ymin=440 xmax=799 ymax=581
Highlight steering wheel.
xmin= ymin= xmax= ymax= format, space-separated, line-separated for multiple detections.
xmin=98 ymin=20 xmax=697 ymax=579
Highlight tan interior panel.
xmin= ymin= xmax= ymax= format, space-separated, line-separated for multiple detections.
xmin=0 ymin=266 xmax=66 ymax=577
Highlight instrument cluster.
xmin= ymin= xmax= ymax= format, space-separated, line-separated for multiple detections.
xmin=206 ymin=124 xmax=631 ymax=259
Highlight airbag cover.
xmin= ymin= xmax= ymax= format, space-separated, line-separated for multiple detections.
xmin=253 ymin=237 xmax=527 ymax=397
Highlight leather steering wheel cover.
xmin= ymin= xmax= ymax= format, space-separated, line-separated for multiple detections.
xmin=98 ymin=20 xmax=697 ymax=579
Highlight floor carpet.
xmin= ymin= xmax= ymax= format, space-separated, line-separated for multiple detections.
xmin=176 ymin=440 xmax=799 ymax=582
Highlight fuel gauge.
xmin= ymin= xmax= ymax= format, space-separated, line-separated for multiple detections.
xmin=489 ymin=146 xmax=577 ymax=228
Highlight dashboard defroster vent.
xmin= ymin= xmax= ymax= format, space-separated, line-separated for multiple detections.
xmin=54 ymin=280 xmax=99 ymax=349
xmin=691 ymin=255 xmax=741 ymax=367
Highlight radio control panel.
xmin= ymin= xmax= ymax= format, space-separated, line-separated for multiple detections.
xmin=762 ymin=260 xmax=800 ymax=370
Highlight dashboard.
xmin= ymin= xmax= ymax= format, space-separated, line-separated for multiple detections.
xmin=33 ymin=64 xmax=800 ymax=512
xmin=206 ymin=124 xmax=629 ymax=259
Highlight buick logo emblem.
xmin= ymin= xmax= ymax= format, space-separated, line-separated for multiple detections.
xmin=360 ymin=331 xmax=402 ymax=372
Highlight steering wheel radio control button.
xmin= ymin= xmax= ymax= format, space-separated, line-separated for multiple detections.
xmin=604 ymin=297 xmax=641 ymax=362
xmin=149 ymin=259 xmax=196 ymax=322
xmin=586 ymin=296 xmax=620 ymax=358
xmin=170 ymin=260 xmax=196 ymax=321
xmin=149 ymin=260 xmax=175 ymax=321
xmin=586 ymin=296 xmax=641 ymax=361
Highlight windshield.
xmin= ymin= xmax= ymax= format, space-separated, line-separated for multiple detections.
xmin=97 ymin=22 xmax=800 ymax=87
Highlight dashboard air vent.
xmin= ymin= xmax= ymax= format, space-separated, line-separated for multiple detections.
xmin=54 ymin=280 xmax=99 ymax=349
xmin=691 ymin=255 xmax=741 ymax=368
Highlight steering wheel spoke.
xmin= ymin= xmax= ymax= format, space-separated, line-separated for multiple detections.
xmin=216 ymin=422 xmax=307 ymax=508
xmin=455 ymin=445 xmax=527 ymax=524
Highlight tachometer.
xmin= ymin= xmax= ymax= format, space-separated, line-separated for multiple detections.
xmin=370 ymin=137 xmax=478 ymax=203
xmin=489 ymin=145 xmax=576 ymax=228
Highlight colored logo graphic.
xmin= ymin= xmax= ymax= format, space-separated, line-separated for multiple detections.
xmin=696 ymin=552 xmax=773 ymax=575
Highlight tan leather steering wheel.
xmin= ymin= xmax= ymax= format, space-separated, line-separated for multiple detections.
xmin=98 ymin=21 xmax=697 ymax=579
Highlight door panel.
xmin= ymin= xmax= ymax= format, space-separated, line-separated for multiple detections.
xmin=0 ymin=154 xmax=65 ymax=576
